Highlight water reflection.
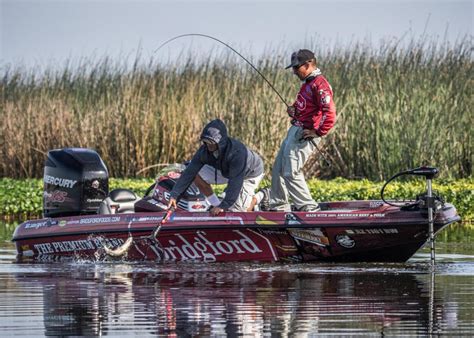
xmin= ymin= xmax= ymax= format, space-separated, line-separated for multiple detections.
xmin=1 ymin=220 xmax=473 ymax=335
xmin=5 ymin=262 xmax=472 ymax=336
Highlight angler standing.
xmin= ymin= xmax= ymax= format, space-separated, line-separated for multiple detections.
xmin=167 ymin=119 xmax=266 ymax=216
xmin=269 ymin=49 xmax=336 ymax=212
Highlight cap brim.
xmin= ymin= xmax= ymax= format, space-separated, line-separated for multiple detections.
xmin=285 ymin=61 xmax=303 ymax=69
xmin=201 ymin=137 xmax=217 ymax=145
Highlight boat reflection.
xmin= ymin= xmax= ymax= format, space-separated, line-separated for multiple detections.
xmin=11 ymin=264 xmax=459 ymax=336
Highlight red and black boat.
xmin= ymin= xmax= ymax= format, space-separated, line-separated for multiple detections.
xmin=12 ymin=148 xmax=461 ymax=263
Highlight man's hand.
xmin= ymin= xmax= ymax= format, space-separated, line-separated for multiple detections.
xmin=209 ymin=206 xmax=224 ymax=216
xmin=167 ymin=198 xmax=177 ymax=210
xmin=302 ymin=129 xmax=318 ymax=140
xmin=287 ymin=106 xmax=296 ymax=118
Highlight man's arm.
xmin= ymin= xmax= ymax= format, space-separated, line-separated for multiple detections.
xmin=312 ymin=79 xmax=336 ymax=136
xmin=169 ymin=150 xmax=205 ymax=200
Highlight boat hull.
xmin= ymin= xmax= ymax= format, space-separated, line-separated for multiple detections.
xmin=12 ymin=201 xmax=461 ymax=263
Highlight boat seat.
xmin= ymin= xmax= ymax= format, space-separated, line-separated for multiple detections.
xmin=98 ymin=189 xmax=139 ymax=214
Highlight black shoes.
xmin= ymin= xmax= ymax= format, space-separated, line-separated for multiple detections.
xmin=256 ymin=187 xmax=319 ymax=212
xmin=296 ymin=204 xmax=321 ymax=212
xmin=258 ymin=188 xmax=271 ymax=211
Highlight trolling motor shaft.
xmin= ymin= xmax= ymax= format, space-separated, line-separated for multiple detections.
xmin=381 ymin=166 xmax=440 ymax=265
xmin=407 ymin=166 xmax=439 ymax=265
xmin=426 ymin=177 xmax=436 ymax=265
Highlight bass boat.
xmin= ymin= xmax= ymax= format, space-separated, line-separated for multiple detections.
xmin=12 ymin=148 xmax=460 ymax=263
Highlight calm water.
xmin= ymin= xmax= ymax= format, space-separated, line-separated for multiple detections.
xmin=1 ymin=221 xmax=473 ymax=336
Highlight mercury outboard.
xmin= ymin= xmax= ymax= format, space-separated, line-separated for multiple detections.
xmin=43 ymin=148 xmax=109 ymax=217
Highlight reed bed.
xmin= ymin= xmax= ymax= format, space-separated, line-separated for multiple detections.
xmin=1 ymin=37 xmax=472 ymax=179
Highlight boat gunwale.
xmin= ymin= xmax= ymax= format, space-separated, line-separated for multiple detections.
xmin=11 ymin=215 xmax=461 ymax=242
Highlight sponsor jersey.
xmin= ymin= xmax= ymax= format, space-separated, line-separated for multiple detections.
xmin=291 ymin=74 xmax=336 ymax=136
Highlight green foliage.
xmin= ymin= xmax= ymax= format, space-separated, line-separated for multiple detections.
xmin=110 ymin=178 xmax=154 ymax=196
xmin=1 ymin=177 xmax=472 ymax=221
xmin=0 ymin=178 xmax=43 ymax=216
xmin=307 ymin=178 xmax=474 ymax=221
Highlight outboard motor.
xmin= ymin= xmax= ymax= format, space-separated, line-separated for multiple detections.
xmin=43 ymin=148 xmax=109 ymax=217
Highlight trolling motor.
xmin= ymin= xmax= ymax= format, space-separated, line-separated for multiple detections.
xmin=381 ymin=166 xmax=443 ymax=265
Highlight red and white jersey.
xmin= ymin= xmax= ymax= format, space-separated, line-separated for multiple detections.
xmin=292 ymin=74 xmax=336 ymax=137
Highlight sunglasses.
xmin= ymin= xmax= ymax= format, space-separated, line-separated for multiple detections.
xmin=292 ymin=62 xmax=308 ymax=70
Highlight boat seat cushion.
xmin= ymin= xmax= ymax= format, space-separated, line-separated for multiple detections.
xmin=109 ymin=188 xmax=138 ymax=203
xmin=99 ymin=188 xmax=139 ymax=214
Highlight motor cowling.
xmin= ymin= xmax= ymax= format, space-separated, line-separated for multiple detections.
xmin=43 ymin=148 xmax=109 ymax=217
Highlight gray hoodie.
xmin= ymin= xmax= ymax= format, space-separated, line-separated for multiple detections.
xmin=169 ymin=119 xmax=264 ymax=209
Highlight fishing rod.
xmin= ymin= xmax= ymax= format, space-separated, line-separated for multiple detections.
xmin=154 ymin=33 xmax=289 ymax=108
xmin=154 ymin=33 xmax=331 ymax=166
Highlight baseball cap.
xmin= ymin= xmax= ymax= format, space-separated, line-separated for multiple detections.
xmin=285 ymin=49 xmax=315 ymax=69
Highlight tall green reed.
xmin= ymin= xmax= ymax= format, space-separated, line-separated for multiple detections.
xmin=1 ymin=37 xmax=472 ymax=179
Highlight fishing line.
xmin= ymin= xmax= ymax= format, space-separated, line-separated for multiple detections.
xmin=153 ymin=33 xmax=289 ymax=108
xmin=154 ymin=33 xmax=331 ymax=167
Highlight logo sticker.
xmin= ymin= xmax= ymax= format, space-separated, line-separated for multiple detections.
xmin=295 ymin=93 xmax=307 ymax=111
xmin=44 ymin=175 xmax=77 ymax=189
xmin=336 ymin=235 xmax=355 ymax=248
xmin=168 ymin=171 xmax=181 ymax=179
xmin=44 ymin=190 xmax=68 ymax=203
xmin=91 ymin=180 xmax=100 ymax=189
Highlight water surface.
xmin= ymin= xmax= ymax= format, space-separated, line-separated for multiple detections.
xmin=1 ymin=221 xmax=473 ymax=336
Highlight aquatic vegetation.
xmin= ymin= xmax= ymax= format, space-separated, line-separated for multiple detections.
xmin=1 ymin=37 xmax=472 ymax=180
xmin=0 ymin=177 xmax=472 ymax=221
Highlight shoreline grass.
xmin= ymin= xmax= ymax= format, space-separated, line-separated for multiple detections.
xmin=1 ymin=36 xmax=472 ymax=180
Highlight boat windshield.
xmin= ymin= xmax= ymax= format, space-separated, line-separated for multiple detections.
xmin=158 ymin=163 xmax=187 ymax=180
xmin=156 ymin=163 xmax=203 ymax=196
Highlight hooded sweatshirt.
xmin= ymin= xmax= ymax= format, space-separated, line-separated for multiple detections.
xmin=169 ymin=119 xmax=264 ymax=210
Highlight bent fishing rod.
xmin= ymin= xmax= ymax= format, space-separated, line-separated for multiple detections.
xmin=154 ymin=33 xmax=331 ymax=166
xmin=154 ymin=33 xmax=289 ymax=108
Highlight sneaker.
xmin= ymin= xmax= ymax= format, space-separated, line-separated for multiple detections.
xmin=297 ymin=204 xmax=321 ymax=212
xmin=269 ymin=203 xmax=292 ymax=212
xmin=258 ymin=188 xmax=271 ymax=211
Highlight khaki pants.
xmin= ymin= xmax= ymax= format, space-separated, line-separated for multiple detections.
xmin=198 ymin=165 xmax=264 ymax=212
xmin=269 ymin=125 xmax=319 ymax=211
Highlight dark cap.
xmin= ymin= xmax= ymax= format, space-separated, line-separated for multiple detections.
xmin=285 ymin=49 xmax=315 ymax=69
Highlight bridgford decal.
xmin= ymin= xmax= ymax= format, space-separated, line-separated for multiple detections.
xmin=44 ymin=175 xmax=78 ymax=189
xmin=29 ymin=230 xmax=270 ymax=262
xmin=149 ymin=230 xmax=264 ymax=262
